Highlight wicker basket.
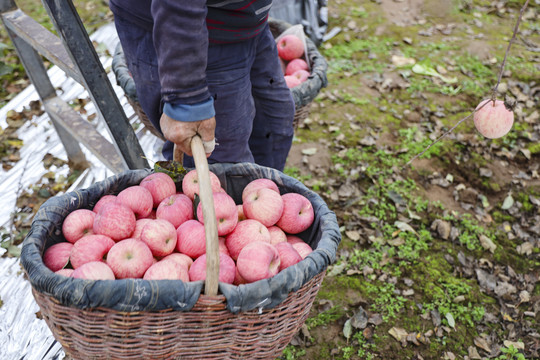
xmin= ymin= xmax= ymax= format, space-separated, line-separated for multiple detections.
xmin=22 ymin=143 xmax=340 ymax=359
xmin=112 ymin=18 xmax=327 ymax=133
xmin=32 ymin=272 xmax=324 ymax=359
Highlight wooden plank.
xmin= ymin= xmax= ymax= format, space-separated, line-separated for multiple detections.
xmin=42 ymin=0 xmax=149 ymax=171
xmin=2 ymin=9 xmax=84 ymax=84
xmin=43 ymin=96 xmax=127 ymax=174
xmin=4 ymin=24 xmax=89 ymax=169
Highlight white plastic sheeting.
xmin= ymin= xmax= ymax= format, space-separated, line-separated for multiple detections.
xmin=0 ymin=22 xmax=163 ymax=360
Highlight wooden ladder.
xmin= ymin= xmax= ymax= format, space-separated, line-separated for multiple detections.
xmin=0 ymin=0 xmax=149 ymax=173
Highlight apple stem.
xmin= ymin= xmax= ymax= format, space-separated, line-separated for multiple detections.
xmin=405 ymin=100 xmax=491 ymax=166
xmin=491 ymin=0 xmax=530 ymax=102
xmin=407 ymin=0 xmax=529 ymax=167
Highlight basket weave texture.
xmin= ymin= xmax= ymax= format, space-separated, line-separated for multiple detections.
xmin=33 ymin=272 xmax=324 ymax=359
xmin=111 ymin=18 xmax=327 ymax=132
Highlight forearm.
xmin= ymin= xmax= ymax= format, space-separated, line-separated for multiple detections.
xmin=151 ymin=0 xmax=211 ymax=105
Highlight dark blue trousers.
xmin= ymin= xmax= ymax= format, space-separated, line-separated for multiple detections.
xmin=114 ymin=15 xmax=295 ymax=171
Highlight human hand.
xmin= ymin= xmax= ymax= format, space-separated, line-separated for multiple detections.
xmin=159 ymin=112 xmax=216 ymax=157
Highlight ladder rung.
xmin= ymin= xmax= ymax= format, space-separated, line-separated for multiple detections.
xmin=43 ymin=96 xmax=126 ymax=174
xmin=2 ymin=9 xmax=84 ymax=84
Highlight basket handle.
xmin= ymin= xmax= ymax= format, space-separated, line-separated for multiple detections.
xmin=174 ymin=138 xmax=219 ymax=296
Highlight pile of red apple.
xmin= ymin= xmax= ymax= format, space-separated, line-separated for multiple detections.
xmin=44 ymin=171 xmax=315 ymax=285
xmin=276 ymin=34 xmax=310 ymax=89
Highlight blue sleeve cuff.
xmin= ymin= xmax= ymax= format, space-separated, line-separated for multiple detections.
xmin=163 ymin=97 xmax=215 ymax=122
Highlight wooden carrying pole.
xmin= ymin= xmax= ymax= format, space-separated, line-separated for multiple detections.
xmin=174 ymin=137 xmax=219 ymax=296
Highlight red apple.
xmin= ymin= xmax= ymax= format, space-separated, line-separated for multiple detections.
xmin=188 ymin=253 xmax=236 ymax=284
xmin=161 ymin=252 xmax=193 ymax=271
xmin=473 ymin=99 xmax=514 ymax=139
xmin=62 ymin=209 xmax=95 ymax=243
xmin=275 ymin=242 xmax=303 ymax=271
xmin=287 ymin=235 xmax=313 ymax=259
xmin=176 ymin=219 xmax=206 ymax=259
xmin=70 ymin=234 xmax=115 ymax=269
xmin=140 ymin=219 xmax=177 ymax=257
xmin=143 ymin=259 xmax=190 ymax=281
xmin=72 ymin=261 xmax=115 ymax=280
xmin=285 ymin=58 xmax=309 ymax=76
xmin=182 ymin=169 xmax=223 ymax=201
xmin=156 ymin=193 xmax=193 ymax=228
xmin=243 ymin=187 xmax=284 ymax=227
xmin=284 ymin=75 xmax=301 ymax=88
xmin=267 ymin=226 xmax=287 ymax=245
xmin=116 ymin=185 xmax=154 ymax=218
xmin=237 ymin=242 xmax=280 ymax=283
xmin=218 ymin=237 xmax=230 ymax=256
xmin=276 ymin=193 xmax=314 ymax=234
xmin=140 ymin=172 xmax=177 ymax=207
xmin=43 ymin=242 xmax=73 ymax=272
xmin=277 ymin=34 xmax=304 ymax=61
xmin=237 ymin=204 xmax=246 ymax=221
xmin=106 ymin=238 xmax=154 ymax=279
xmin=292 ymin=69 xmax=310 ymax=83
xmin=233 ymin=268 xmax=248 ymax=285
xmin=55 ymin=268 xmax=74 ymax=277
xmin=225 ymin=219 xmax=271 ymax=260
xmin=241 ymin=178 xmax=280 ymax=202
xmin=93 ymin=194 xmax=117 ymax=214
xmin=93 ymin=202 xmax=136 ymax=241
xmin=196 ymin=192 xmax=238 ymax=236
xmin=131 ymin=218 xmax=154 ymax=240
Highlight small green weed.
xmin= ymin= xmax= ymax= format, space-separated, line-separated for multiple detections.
xmin=305 ymin=305 xmax=345 ymax=330
xmin=495 ymin=344 xmax=526 ymax=360
xmin=280 ymin=345 xmax=307 ymax=360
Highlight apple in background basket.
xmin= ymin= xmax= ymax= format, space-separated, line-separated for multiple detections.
xmin=43 ymin=242 xmax=73 ymax=272
xmin=182 ymin=169 xmax=223 ymax=201
xmin=176 ymin=219 xmax=206 ymax=259
xmin=106 ymin=238 xmax=154 ymax=279
xmin=285 ymin=58 xmax=309 ymax=76
xmin=55 ymin=268 xmax=74 ymax=277
xmin=156 ymin=193 xmax=193 ymax=228
xmin=116 ymin=185 xmax=153 ymax=218
xmin=277 ymin=34 xmax=304 ymax=61
xmin=188 ymin=253 xmax=236 ymax=284
xmin=140 ymin=172 xmax=177 ymax=207
xmin=62 ymin=209 xmax=95 ymax=243
xmin=161 ymin=252 xmax=193 ymax=271
xmin=72 ymin=261 xmax=115 ymax=280
xmin=275 ymin=242 xmax=303 ymax=271
xmin=243 ymin=187 xmax=284 ymax=227
xmin=225 ymin=219 xmax=271 ymax=260
xmin=70 ymin=234 xmax=115 ymax=269
xmin=276 ymin=193 xmax=314 ymax=234
xmin=287 ymin=235 xmax=313 ymax=259
xmin=241 ymin=178 xmax=280 ymax=202
xmin=237 ymin=241 xmax=280 ymax=283
xmin=143 ymin=259 xmax=190 ymax=281
xmin=196 ymin=192 xmax=238 ymax=236
xmin=93 ymin=202 xmax=136 ymax=241
xmin=93 ymin=194 xmax=116 ymax=214
xmin=267 ymin=225 xmax=287 ymax=245
xmin=140 ymin=219 xmax=177 ymax=257
xmin=292 ymin=69 xmax=310 ymax=83
xmin=284 ymin=75 xmax=301 ymax=89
